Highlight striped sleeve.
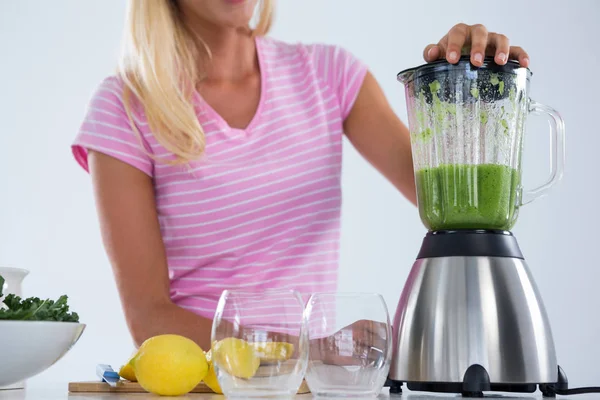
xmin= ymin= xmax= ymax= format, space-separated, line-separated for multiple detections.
xmin=309 ymin=44 xmax=368 ymax=120
xmin=71 ymin=76 xmax=154 ymax=177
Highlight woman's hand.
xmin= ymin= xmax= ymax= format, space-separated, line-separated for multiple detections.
xmin=312 ymin=319 xmax=390 ymax=366
xmin=423 ymin=23 xmax=530 ymax=68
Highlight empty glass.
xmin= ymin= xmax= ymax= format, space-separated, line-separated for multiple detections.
xmin=303 ymin=293 xmax=392 ymax=398
xmin=211 ymin=289 xmax=308 ymax=398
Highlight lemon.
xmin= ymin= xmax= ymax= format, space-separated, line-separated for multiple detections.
xmin=212 ymin=337 xmax=260 ymax=379
xmin=118 ymin=363 xmax=136 ymax=382
xmin=118 ymin=350 xmax=138 ymax=382
xmin=251 ymin=342 xmax=295 ymax=363
xmin=118 ymin=360 xmax=137 ymax=382
xmin=202 ymin=350 xmax=222 ymax=394
xmin=134 ymin=334 xmax=208 ymax=396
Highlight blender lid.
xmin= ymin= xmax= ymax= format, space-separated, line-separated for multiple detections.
xmin=397 ymin=55 xmax=532 ymax=84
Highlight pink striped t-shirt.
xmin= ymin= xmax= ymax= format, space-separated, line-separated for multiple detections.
xmin=72 ymin=36 xmax=368 ymax=325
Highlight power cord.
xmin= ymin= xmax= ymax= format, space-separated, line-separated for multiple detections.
xmin=548 ymin=387 xmax=600 ymax=395
xmin=539 ymin=366 xmax=600 ymax=397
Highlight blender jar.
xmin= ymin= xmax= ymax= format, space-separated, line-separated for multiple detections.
xmin=398 ymin=56 xmax=565 ymax=231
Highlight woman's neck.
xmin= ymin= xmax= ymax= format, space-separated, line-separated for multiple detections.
xmin=183 ymin=16 xmax=258 ymax=83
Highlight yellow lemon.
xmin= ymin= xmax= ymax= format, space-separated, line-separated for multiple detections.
xmin=202 ymin=350 xmax=222 ymax=394
xmin=212 ymin=337 xmax=260 ymax=379
xmin=118 ymin=363 xmax=136 ymax=382
xmin=134 ymin=334 xmax=208 ymax=396
xmin=118 ymin=351 xmax=138 ymax=382
xmin=251 ymin=342 xmax=295 ymax=363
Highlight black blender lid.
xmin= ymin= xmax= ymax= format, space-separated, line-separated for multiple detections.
xmin=397 ymin=55 xmax=532 ymax=84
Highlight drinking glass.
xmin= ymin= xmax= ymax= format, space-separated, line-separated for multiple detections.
xmin=211 ymin=289 xmax=308 ymax=398
xmin=303 ymin=293 xmax=392 ymax=398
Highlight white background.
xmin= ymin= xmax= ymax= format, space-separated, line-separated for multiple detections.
xmin=1 ymin=0 xmax=599 ymax=389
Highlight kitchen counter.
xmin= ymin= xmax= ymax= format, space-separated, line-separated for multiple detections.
xmin=1 ymin=384 xmax=599 ymax=400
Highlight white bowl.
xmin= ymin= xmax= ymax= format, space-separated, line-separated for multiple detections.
xmin=0 ymin=321 xmax=85 ymax=387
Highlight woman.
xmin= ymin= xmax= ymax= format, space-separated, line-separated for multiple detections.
xmin=72 ymin=0 xmax=530 ymax=350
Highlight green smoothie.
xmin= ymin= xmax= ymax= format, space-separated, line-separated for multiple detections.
xmin=415 ymin=164 xmax=521 ymax=231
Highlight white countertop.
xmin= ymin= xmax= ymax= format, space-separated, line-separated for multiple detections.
xmin=1 ymin=383 xmax=599 ymax=400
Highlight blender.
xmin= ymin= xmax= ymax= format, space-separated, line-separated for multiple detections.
xmin=388 ymin=56 xmax=566 ymax=397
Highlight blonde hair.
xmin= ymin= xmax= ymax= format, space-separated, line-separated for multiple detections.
xmin=117 ymin=0 xmax=273 ymax=164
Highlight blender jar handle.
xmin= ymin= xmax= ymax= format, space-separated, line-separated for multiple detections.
xmin=520 ymin=100 xmax=566 ymax=205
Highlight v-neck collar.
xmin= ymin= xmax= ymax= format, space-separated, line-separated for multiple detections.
xmin=193 ymin=35 xmax=268 ymax=137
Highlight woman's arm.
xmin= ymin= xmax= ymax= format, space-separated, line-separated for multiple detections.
xmin=343 ymin=71 xmax=417 ymax=205
xmin=88 ymin=150 xmax=214 ymax=350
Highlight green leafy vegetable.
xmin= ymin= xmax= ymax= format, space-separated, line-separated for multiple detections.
xmin=490 ymin=73 xmax=500 ymax=86
xmin=0 ymin=275 xmax=79 ymax=322
xmin=429 ymin=80 xmax=441 ymax=93
xmin=480 ymin=111 xmax=489 ymax=124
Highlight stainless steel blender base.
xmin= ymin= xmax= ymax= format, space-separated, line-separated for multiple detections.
xmin=389 ymin=254 xmax=558 ymax=388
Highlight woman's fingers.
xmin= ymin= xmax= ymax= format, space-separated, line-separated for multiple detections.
xmin=445 ymin=23 xmax=469 ymax=63
xmin=509 ymin=45 xmax=531 ymax=67
xmin=469 ymin=24 xmax=488 ymax=66
xmin=423 ymin=43 xmax=441 ymax=62
xmin=490 ymin=32 xmax=510 ymax=64
xmin=423 ymin=24 xmax=531 ymax=68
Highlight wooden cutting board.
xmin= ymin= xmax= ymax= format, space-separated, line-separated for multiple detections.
xmin=68 ymin=380 xmax=311 ymax=395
